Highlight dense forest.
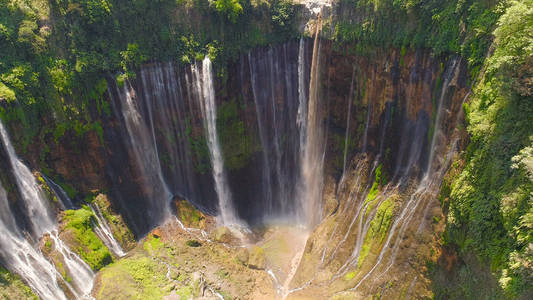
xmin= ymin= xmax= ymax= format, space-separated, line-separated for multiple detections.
xmin=0 ymin=0 xmax=531 ymax=299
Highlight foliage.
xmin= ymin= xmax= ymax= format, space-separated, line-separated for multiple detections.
xmin=358 ymin=197 xmax=395 ymax=267
xmin=0 ymin=266 xmax=38 ymax=300
xmin=213 ymin=0 xmax=243 ymax=22
xmin=96 ymin=254 xmax=169 ymax=300
xmin=441 ymin=1 xmax=533 ymax=297
xmin=0 ymin=0 xmax=301 ymax=157
xmin=333 ymin=0 xmax=500 ymax=78
xmin=62 ymin=205 xmax=113 ymax=270
xmin=217 ymin=99 xmax=253 ymax=170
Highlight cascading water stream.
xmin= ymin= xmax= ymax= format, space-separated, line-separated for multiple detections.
xmin=249 ymin=51 xmax=275 ymax=216
xmin=299 ymin=12 xmax=325 ymax=228
xmin=41 ymin=175 xmax=74 ymax=210
xmin=0 ymin=120 xmax=94 ymax=299
xmin=114 ymin=81 xmax=172 ymax=225
xmin=0 ymin=123 xmax=56 ymax=236
xmin=341 ymin=66 xmax=356 ymax=183
xmin=191 ymin=57 xmax=240 ymax=227
xmin=297 ymin=38 xmax=308 ymax=156
xmin=48 ymin=232 xmax=95 ymax=298
xmin=0 ymin=181 xmax=68 ymax=300
xmin=347 ymin=57 xmax=461 ymax=291
xmin=90 ymin=203 xmax=126 ymax=257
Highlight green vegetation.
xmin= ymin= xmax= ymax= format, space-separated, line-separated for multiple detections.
xmin=175 ymin=199 xmax=205 ymax=228
xmin=93 ymin=194 xmax=136 ymax=250
xmin=0 ymin=0 xmax=301 ymax=167
xmin=143 ymin=235 xmax=165 ymax=256
xmin=217 ymin=99 xmax=254 ymax=170
xmin=365 ymin=163 xmax=385 ymax=205
xmin=344 ymin=270 xmax=356 ymax=281
xmin=358 ymin=197 xmax=395 ymax=267
xmin=436 ymin=1 xmax=533 ymax=298
xmin=0 ymin=266 xmax=38 ymax=300
xmin=62 ymin=206 xmax=113 ymax=270
xmin=333 ymin=0 xmax=499 ymax=79
xmin=96 ymin=254 xmax=170 ymax=300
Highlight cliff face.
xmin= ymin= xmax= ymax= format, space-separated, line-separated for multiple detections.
xmin=0 ymin=31 xmax=469 ymax=299
xmin=289 ymin=44 xmax=469 ymax=299
xmin=3 ymin=39 xmax=467 ymax=234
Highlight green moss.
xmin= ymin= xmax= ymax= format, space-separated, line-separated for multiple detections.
xmin=358 ymin=198 xmax=395 ymax=267
xmin=143 ymin=236 xmax=165 ymax=255
xmin=217 ymin=99 xmax=253 ymax=170
xmin=93 ymin=194 xmax=135 ymax=250
xmin=176 ymin=199 xmax=205 ymax=228
xmin=365 ymin=164 xmax=385 ymax=207
xmin=0 ymin=266 xmax=38 ymax=300
xmin=175 ymin=285 xmax=194 ymax=299
xmin=62 ymin=206 xmax=113 ymax=270
xmin=96 ymin=255 xmax=169 ymax=300
xmin=344 ymin=270 xmax=356 ymax=281
xmin=36 ymin=174 xmax=58 ymax=204
xmin=44 ymin=239 xmax=52 ymax=253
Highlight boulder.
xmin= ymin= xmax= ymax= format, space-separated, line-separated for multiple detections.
xmin=248 ymin=246 xmax=266 ymax=270
xmin=212 ymin=226 xmax=233 ymax=244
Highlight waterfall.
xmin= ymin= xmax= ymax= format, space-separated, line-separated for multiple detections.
xmin=297 ymin=38 xmax=308 ymax=158
xmin=249 ymin=51 xmax=275 ymax=216
xmin=48 ymin=232 xmax=95 ymax=298
xmin=0 ymin=182 xmax=67 ymax=300
xmin=114 ymin=80 xmax=172 ymax=226
xmin=348 ymin=58 xmax=461 ymax=291
xmin=342 ymin=66 xmax=356 ymax=178
xmin=41 ymin=175 xmax=74 ymax=210
xmin=299 ymin=13 xmax=326 ymax=227
xmin=43 ymin=173 xmax=125 ymax=257
xmin=425 ymin=57 xmax=459 ymax=176
xmin=191 ymin=57 xmax=240 ymax=226
xmin=247 ymin=40 xmax=303 ymax=222
xmin=90 ymin=203 xmax=126 ymax=257
xmin=0 ymin=123 xmax=56 ymax=236
xmin=0 ymin=120 xmax=94 ymax=299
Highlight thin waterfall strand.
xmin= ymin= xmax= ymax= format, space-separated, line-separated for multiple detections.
xmin=192 ymin=57 xmax=240 ymax=226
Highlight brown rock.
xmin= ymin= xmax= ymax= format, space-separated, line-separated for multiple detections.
xmin=236 ymin=247 xmax=249 ymax=265
xmin=152 ymin=228 xmax=162 ymax=238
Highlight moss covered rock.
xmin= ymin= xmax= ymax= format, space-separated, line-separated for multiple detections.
xmin=212 ymin=226 xmax=233 ymax=244
xmin=248 ymin=246 xmax=266 ymax=270
xmin=93 ymin=194 xmax=135 ymax=251
xmin=0 ymin=267 xmax=38 ymax=300
xmin=60 ymin=206 xmax=113 ymax=271
xmin=173 ymin=197 xmax=206 ymax=229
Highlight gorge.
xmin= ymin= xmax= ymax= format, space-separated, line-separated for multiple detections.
xmin=0 ymin=0 xmax=531 ymax=299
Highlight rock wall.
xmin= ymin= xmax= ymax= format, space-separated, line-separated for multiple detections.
xmin=0 ymin=39 xmax=468 ymax=240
